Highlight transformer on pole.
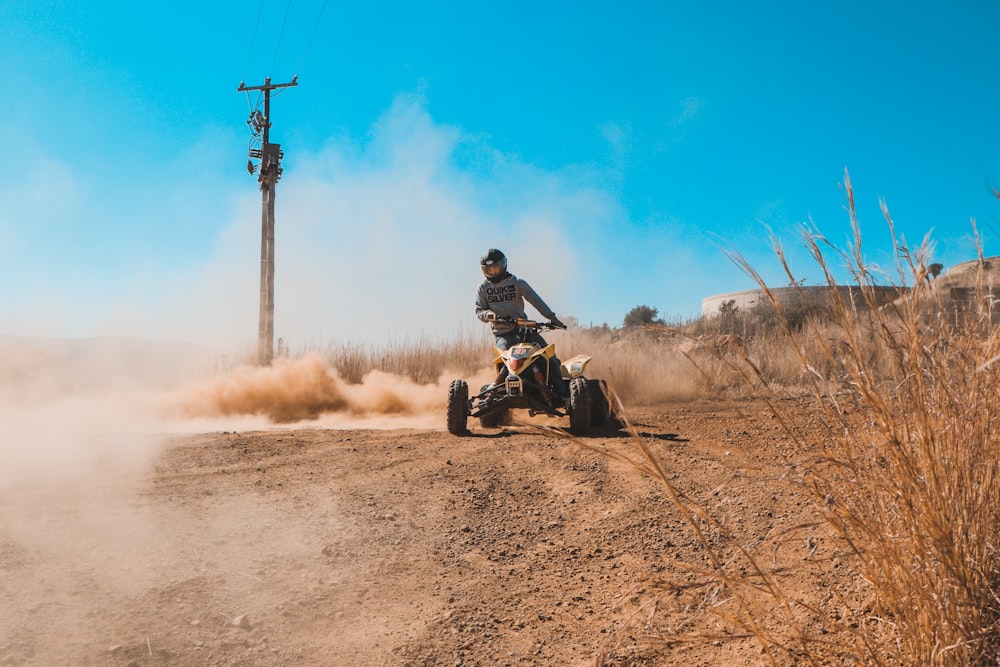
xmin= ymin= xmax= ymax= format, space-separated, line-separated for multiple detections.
xmin=238 ymin=76 xmax=297 ymax=365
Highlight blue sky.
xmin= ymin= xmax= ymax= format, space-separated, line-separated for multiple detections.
xmin=3 ymin=1 xmax=1000 ymax=347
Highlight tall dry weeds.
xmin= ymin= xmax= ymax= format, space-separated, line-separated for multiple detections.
xmin=593 ymin=171 xmax=1000 ymax=665
xmin=322 ymin=328 xmax=492 ymax=385
xmin=310 ymin=323 xmax=718 ymax=405
xmin=554 ymin=326 xmax=715 ymax=403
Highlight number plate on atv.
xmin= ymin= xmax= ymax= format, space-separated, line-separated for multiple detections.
xmin=505 ymin=375 xmax=523 ymax=397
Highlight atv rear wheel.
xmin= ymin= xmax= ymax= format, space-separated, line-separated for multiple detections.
xmin=447 ymin=380 xmax=469 ymax=435
xmin=588 ymin=378 xmax=610 ymax=426
xmin=478 ymin=384 xmax=508 ymax=428
xmin=568 ymin=376 xmax=592 ymax=436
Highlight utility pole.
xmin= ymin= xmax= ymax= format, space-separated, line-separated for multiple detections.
xmin=238 ymin=76 xmax=297 ymax=365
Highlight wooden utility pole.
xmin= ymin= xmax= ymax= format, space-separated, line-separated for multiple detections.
xmin=238 ymin=76 xmax=297 ymax=365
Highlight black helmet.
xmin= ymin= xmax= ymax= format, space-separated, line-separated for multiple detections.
xmin=480 ymin=248 xmax=508 ymax=282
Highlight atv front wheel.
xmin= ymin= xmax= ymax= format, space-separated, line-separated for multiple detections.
xmin=568 ymin=376 xmax=592 ymax=436
xmin=447 ymin=380 xmax=469 ymax=435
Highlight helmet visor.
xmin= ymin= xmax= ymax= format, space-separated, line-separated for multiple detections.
xmin=483 ymin=263 xmax=505 ymax=278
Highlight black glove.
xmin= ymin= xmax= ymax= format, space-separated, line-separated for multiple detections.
xmin=550 ymin=316 xmax=565 ymax=328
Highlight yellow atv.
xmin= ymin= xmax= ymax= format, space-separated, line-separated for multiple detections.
xmin=446 ymin=319 xmax=613 ymax=436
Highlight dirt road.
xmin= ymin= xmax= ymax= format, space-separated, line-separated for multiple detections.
xmin=0 ymin=399 xmax=820 ymax=666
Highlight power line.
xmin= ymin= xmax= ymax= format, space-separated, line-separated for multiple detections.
xmin=269 ymin=0 xmax=293 ymax=77
xmin=243 ymin=0 xmax=266 ymax=83
xmin=245 ymin=0 xmax=327 ymax=90
xmin=295 ymin=0 xmax=329 ymax=78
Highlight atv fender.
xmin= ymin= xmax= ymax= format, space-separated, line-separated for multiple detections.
xmin=560 ymin=354 xmax=592 ymax=379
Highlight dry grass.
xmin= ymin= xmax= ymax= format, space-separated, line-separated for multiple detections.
xmin=319 ymin=328 xmax=492 ymax=385
xmin=550 ymin=326 xmax=720 ymax=404
xmin=302 ymin=321 xmax=717 ymax=405
xmin=584 ymin=171 xmax=1000 ymax=665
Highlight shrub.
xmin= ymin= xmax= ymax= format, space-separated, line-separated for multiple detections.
xmin=623 ymin=305 xmax=665 ymax=328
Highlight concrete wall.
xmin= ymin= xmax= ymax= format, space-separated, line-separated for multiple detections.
xmin=701 ymin=285 xmax=908 ymax=318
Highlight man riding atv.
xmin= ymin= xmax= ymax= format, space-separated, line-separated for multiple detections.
xmin=446 ymin=249 xmax=612 ymax=435
xmin=475 ymin=248 xmax=567 ymax=398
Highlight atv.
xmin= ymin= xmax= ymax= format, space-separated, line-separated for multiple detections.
xmin=446 ymin=319 xmax=614 ymax=436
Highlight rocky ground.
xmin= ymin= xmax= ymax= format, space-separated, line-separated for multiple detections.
xmin=0 ymin=398 xmax=847 ymax=667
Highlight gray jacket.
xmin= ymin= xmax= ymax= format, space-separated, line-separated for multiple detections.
xmin=475 ymin=274 xmax=556 ymax=334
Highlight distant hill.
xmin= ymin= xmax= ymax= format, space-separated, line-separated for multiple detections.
xmin=932 ymin=256 xmax=1000 ymax=289
xmin=906 ymin=256 xmax=1000 ymax=322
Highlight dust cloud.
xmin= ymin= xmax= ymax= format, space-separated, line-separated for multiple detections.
xmin=0 ymin=336 xmax=215 ymax=490
xmin=1 ymin=338 xmax=469 ymax=664
xmin=164 ymin=352 xmax=492 ymax=430
xmin=0 ymin=337 xmax=486 ymax=493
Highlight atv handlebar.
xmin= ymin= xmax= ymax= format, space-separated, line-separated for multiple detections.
xmin=500 ymin=317 xmax=566 ymax=331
